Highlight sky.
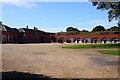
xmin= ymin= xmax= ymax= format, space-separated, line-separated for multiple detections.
xmin=1 ymin=0 xmax=118 ymax=32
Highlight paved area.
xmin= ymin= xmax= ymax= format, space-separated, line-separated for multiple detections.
xmin=2 ymin=43 xmax=119 ymax=78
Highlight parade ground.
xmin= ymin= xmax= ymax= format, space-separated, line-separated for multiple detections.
xmin=2 ymin=43 xmax=119 ymax=78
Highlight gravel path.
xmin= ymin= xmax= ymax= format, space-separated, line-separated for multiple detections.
xmin=2 ymin=43 xmax=119 ymax=78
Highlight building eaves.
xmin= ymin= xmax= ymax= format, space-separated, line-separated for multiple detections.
xmin=19 ymin=28 xmax=25 ymax=33
xmin=2 ymin=25 xmax=7 ymax=31
xmin=2 ymin=25 xmax=19 ymax=32
xmin=22 ymin=28 xmax=48 ymax=34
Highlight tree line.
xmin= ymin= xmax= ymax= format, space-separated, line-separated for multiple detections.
xmin=66 ymin=25 xmax=120 ymax=32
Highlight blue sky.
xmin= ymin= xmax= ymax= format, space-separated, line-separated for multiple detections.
xmin=2 ymin=1 xmax=118 ymax=32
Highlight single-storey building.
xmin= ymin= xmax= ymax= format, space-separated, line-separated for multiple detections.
xmin=55 ymin=31 xmax=120 ymax=44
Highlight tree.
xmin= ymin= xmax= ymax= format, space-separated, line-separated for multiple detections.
xmin=109 ymin=26 xmax=120 ymax=31
xmin=66 ymin=27 xmax=74 ymax=32
xmin=118 ymin=23 xmax=120 ymax=27
xmin=92 ymin=25 xmax=106 ymax=32
xmin=92 ymin=2 xmax=120 ymax=26
xmin=66 ymin=27 xmax=80 ymax=32
xmin=106 ymin=28 xmax=110 ymax=31
xmin=81 ymin=29 xmax=89 ymax=32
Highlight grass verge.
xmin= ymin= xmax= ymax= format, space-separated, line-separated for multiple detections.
xmin=98 ymin=50 xmax=120 ymax=56
xmin=63 ymin=43 xmax=120 ymax=49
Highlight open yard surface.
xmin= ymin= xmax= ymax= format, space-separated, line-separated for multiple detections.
xmin=2 ymin=43 xmax=119 ymax=78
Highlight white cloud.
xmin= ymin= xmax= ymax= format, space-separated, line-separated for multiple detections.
xmin=1 ymin=0 xmax=37 ymax=8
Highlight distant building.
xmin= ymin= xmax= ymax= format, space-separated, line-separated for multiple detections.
xmin=2 ymin=25 xmax=19 ymax=43
xmin=18 ymin=27 xmax=54 ymax=43
xmin=1 ymin=23 xmax=55 ymax=43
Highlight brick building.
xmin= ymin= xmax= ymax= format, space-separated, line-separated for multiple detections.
xmin=55 ymin=31 xmax=120 ymax=44
xmin=2 ymin=24 xmax=20 ymax=43
xmin=18 ymin=27 xmax=54 ymax=43
xmin=0 ymin=23 xmax=55 ymax=43
xmin=0 ymin=22 xmax=120 ymax=44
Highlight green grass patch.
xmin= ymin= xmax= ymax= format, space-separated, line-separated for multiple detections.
xmin=63 ymin=43 xmax=120 ymax=49
xmin=98 ymin=50 xmax=120 ymax=56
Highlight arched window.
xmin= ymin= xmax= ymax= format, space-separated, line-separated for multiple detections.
xmin=66 ymin=38 xmax=73 ymax=43
xmin=101 ymin=38 xmax=109 ymax=44
xmin=91 ymin=38 xmax=98 ymax=43
xmin=82 ymin=38 xmax=91 ymax=43
xmin=75 ymin=37 xmax=81 ymax=43
xmin=58 ymin=37 xmax=64 ymax=43
xmin=111 ymin=38 xmax=120 ymax=43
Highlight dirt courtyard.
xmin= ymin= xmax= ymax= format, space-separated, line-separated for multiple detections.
xmin=2 ymin=43 xmax=119 ymax=78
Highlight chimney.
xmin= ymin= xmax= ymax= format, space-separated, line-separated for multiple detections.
xmin=26 ymin=25 xmax=28 ymax=28
xmin=36 ymin=28 xmax=38 ymax=30
xmin=34 ymin=27 xmax=36 ymax=30
xmin=34 ymin=27 xmax=38 ymax=30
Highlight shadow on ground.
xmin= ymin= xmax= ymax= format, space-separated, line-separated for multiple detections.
xmin=91 ymin=57 xmax=119 ymax=66
xmin=0 ymin=71 xmax=118 ymax=80
xmin=1 ymin=71 xmax=52 ymax=80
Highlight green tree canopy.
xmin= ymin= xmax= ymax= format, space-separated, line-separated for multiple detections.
xmin=92 ymin=2 xmax=120 ymax=26
xmin=81 ymin=29 xmax=89 ymax=32
xmin=66 ymin=27 xmax=80 ymax=32
xmin=92 ymin=25 xmax=106 ymax=32
xmin=109 ymin=26 xmax=120 ymax=31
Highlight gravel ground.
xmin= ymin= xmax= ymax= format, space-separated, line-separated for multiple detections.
xmin=2 ymin=43 xmax=119 ymax=78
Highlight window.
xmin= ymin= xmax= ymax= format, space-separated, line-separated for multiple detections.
xmin=12 ymin=34 xmax=14 ymax=41
xmin=8 ymin=35 xmax=10 ymax=41
xmin=2 ymin=35 xmax=4 ymax=42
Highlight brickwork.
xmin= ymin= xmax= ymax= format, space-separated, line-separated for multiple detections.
xmin=1 ymin=23 xmax=120 ymax=44
xmin=55 ymin=32 xmax=120 ymax=43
